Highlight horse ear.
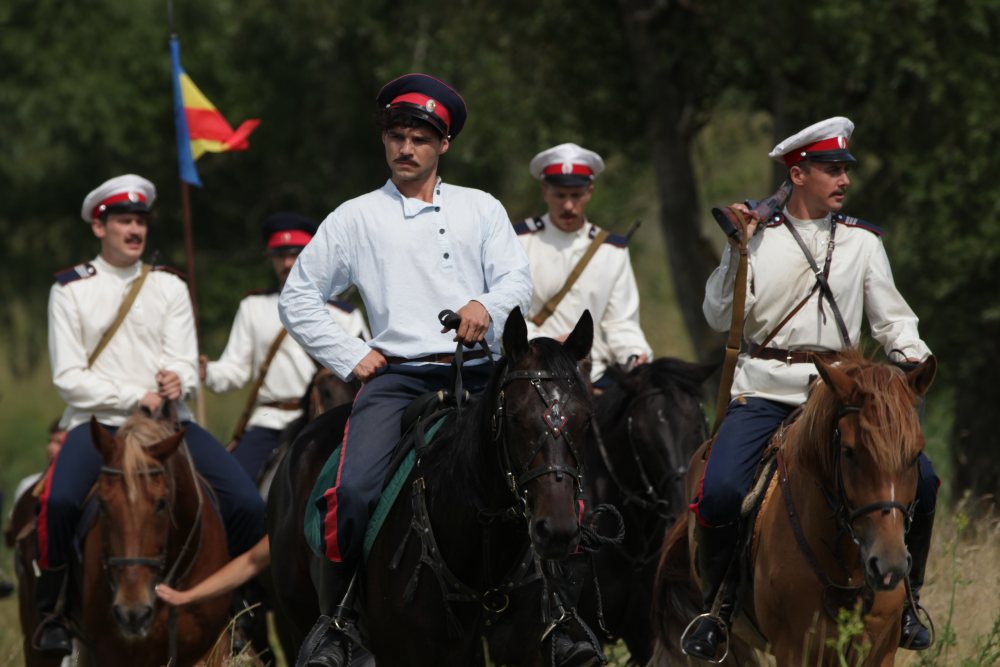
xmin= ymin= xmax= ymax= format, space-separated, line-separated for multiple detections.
xmin=503 ymin=306 xmax=529 ymax=359
xmin=814 ymin=359 xmax=854 ymax=403
xmin=906 ymin=355 xmax=937 ymax=398
xmin=90 ymin=416 xmax=118 ymax=462
xmin=146 ymin=428 xmax=187 ymax=462
xmin=563 ymin=310 xmax=593 ymax=362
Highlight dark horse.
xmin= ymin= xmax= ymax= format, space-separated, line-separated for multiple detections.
xmin=14 ymin=412 xmax=232 ymax=667
xmin=269 ymin=307 xmax=595 ymax=665
xmin=652 ymin=352 xmax=936 ymax=666
xmin=576 ymin=357 xmax=714 ymax=664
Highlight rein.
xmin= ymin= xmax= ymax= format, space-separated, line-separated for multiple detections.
xmin=775 ymin=404 xmax=914 ymax=619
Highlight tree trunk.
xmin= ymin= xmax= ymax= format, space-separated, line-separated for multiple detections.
xmin=618 ymin=0 xmax=725 ymax=364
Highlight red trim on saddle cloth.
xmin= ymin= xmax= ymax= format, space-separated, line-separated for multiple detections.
xmin=321 ymin=385 xmax=365 ymax=563
xmin=36 ymin=462 xmax=57 ymax=569
xmin=688 ymin=469 xmax=713 ymax=528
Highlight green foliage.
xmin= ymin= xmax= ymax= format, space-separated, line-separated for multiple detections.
xmin=827 ymin=603 xmax=872 ymax=666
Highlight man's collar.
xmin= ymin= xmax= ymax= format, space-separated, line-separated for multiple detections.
xmin=383 ymin=178 xmax=444 ymax=218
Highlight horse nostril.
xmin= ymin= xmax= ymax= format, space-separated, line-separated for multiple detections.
xmin=534 ymin=518 xmax=552 ymax=541
xmin=136 ymin=605 xmax=153 ymax=627
xmin=868 ymin=555 xmax=881 ymax=577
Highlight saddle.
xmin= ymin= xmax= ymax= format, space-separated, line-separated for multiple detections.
xmin=304 ymin=390 xmax=459 ymax=562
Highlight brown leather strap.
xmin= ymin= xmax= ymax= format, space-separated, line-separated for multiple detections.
xmin=230 ymin=329 xmax=288 ymax=442
xmin=385 ymin=349 xmax=488 ymax=365
xmin=530 ymin=228 xmax=610 ymax=327
xmin=751 ymin=347 xmax=838 ymax=364
xmin=88 ymin=264 xmax=151 ymax=368
xmin=713 ymin=211 xmax=750 ymax=433
xmin=260 ymin=400 xmax=302 ymax=410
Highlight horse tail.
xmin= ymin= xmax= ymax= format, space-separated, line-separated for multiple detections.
xmin=649 ymin=516 xmax=699 ymax=665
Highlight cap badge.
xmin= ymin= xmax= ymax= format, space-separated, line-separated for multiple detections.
xmin=127 ymin=191 xmax=139 ymax=203
xmin=561 ymin=162 xmax=573 ymax=175
xmin=282 ymin=232 xmax=292 ymax=242
xmin=425 ymin=99 xmax=437 ymax=113
xmin=837 ymin=136 xmax=846 ymax=149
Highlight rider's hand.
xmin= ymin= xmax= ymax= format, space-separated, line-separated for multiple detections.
xmin=155 ymin=583 xmax=192 ymax=607
xmin=156 ymin=370 xmax=183 ymax=400
xmin=140 ymin=392 xmax=163 ymax=414
xmin=353 ymin=349 xmax=387 ymax=383
xmin=729 ymin=202 xmax=760 ymax=245
xmin=634 ymin=353 xmax=650 ymax=366
xmin=447 ymin=301 xmax=491 ymax=345
xmin=198 ymin=355 xmax=208 ymax=382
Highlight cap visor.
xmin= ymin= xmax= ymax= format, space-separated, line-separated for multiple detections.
xmin=807 ymin=149 xmax=857 ymax=164
xmin=542 ymin=174 xmax=593 ymax=188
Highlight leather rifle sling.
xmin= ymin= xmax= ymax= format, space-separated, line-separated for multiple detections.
xmin=87 ymin=264 xmax=151 ymax=368
xmin=712 ymin=212 xmax=750 ymax=434
xmin=530 ymin=228 xmax=610 ymax=327
xmin=229 ymin=328 xmax=288 ymax=445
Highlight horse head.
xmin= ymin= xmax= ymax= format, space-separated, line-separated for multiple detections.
xmin=306 ymin=363 xmax=360 ymax=419
xmin=801 ymin=353 xmax=937 ymax=592
xmin=498 ymin=306 xmax=593 ymax=559
xmin=90 ymin=413 xmax=186 ymax=638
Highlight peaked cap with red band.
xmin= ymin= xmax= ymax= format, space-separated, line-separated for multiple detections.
xmin=769 ymin=116 xmax=857 ymax=168
xmin=376 ymin=73 xmax=467 ymax=139
xmin=81 ymin=174 xmax=156 ymax=222
xmin=261 ymin=212 xmax=318 ymax=254
xmin=529 ymin=143 xmax=605 ymax=187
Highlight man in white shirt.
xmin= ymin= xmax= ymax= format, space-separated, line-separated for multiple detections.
xmin=202 ymin=212 xmax=369 ymax=483
xmin=282 ymin=74 xmax=596 ymax=667
xmin=38 ymin=175 xmax=266 ymax=656
xmin=683 ymin=118 xmax=938 ymax=660
xmin=517 ymin=143 xmax=652 ymax=387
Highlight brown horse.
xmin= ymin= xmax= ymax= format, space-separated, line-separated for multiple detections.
xmin=15 ymin=412 xmax=234 ymax=666
xmin=653 ymin=352 xmax=936 ymax=666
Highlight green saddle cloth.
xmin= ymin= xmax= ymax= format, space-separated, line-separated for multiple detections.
xmin=305 ymin=417 xmax=447 ymax=562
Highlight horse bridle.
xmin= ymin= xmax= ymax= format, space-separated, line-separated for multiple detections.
xmin=98 ymin=465 xmax=170 ymax=576
xmin=493 ymin=369 xmax=588 ymax=509
xmin=823 ymin=405 xmax=916 ymax=545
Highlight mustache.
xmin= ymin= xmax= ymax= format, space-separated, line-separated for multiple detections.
xmin=125 ymin=235 xmax=144 ymax=243
xmin=394 ymin=158 xmax=417 ymax=165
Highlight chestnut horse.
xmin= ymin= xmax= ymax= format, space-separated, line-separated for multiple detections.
xmin=15 ymin=413 xmax=233 ymax=666
xmin=653 ymin=352 xmax=936 ymax=666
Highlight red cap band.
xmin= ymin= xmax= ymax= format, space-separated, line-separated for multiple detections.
xmin=390 ymin=92 xmax=452 ymax=131
xmin=267 ymin=230 xmax=313 ymax=249
xmin=783 ymin=136 xmax=849 ymax=167
xmin=92 ymin=191 xmax=148 ymax=219
xmin=542 ymin=164 xmax=594 ymax=177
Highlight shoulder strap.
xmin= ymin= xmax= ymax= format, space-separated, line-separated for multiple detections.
xmin=530 ymin=228 xmax=610 ymax=327
xmin=87 ymin=264 xmax=151 ymax=368
xmin=781 ymin=219 xmax=851 ymax=348
xmin=230 ymin=328 xmax=289 ymax=443
xmin=713 ymin=211 xmax=750 ymax=433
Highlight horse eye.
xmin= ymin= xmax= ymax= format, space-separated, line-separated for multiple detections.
xmin=842 ymin=447 xmax=856 ymax=463
xmin=155 ymin=498 xmax=168 ymax=513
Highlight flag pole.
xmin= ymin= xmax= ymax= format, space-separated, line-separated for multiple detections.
xmin=169 ymin=0 xmax=207 ymax=424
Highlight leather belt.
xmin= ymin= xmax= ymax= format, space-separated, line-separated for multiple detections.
xmin=261 ymin=400 xmax=302 ymax=410
xmin=385 ymin=350 xmax=488 ymax=365
xmin=752 ymin=347 xmax=838 ymax=365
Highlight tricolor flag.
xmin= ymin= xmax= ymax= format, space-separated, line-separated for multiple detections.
xmin=170 ymin=36 xmax=260 ymax=187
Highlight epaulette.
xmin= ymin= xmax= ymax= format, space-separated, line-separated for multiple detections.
xmin=586 ymin=224 xmax=630 ymax=248
xmin=151 ymin=264 xmax=188 ymax=281
xmin=245 ymin=288 xmax=279 ymax=297
xmin=833 ymin=212 xmax=883 ymax=236
xmin=327 ymin=299 xmax=356 ymax=313
xmin=53 ymin=263 xmax=96 ymax=286
xmin=513 ymin=216 xmax=544 ymax=236
xmin=765 ymin=212 xmax=786 ymax=228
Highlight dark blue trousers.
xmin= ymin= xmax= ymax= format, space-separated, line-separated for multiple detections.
xmin=39 ymin=420 xmax=265 ymax=568
xmin=319 ymin=363 xmax=491 ymax=566
xmin=232 ymin=426 xmax=282 ymax=484
xmin=692 ymin=397 xmax=939 ymax=527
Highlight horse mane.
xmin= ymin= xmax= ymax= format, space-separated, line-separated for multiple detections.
xmin=597 ymin=357 xmax=712 ymax=422
xmin=421 ymin=337 xmax=589 ymax=508
xmin=793 ymin=349 xmax=923 ymax=475
xmin=114 ymin=412 xmax=174 ymax=503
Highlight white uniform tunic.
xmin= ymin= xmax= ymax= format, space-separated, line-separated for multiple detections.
xmin=280 ymin=179 xmax=532 ymax=380
xmin=205 ymin=292 xmax=370 ymax=430
xmin=518 ymin=215 xmax=652 ymax=381
xmin=703 ymin=209 xmax=931 ymax=405
xmin=48 ymin=255 xmax=198 ymax=429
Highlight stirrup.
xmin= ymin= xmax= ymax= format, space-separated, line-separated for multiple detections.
xmin=680 ymin=612 xmax=730 ymax=664
xmin=900 ymin=601 xmax=935 ymax=650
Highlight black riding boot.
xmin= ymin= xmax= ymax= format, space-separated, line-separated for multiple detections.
xmin=543 ymin=560 xmax=605 ymax=667
xmin=295 ymin=560 xmax=353 ymax=667
xmin=900 ymin=510 xmax=934 ymax=650
xmin=681 ymin=522 xmax=739 ymax=662
xmin=33 ymin=565 xmax=72 ymax=656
